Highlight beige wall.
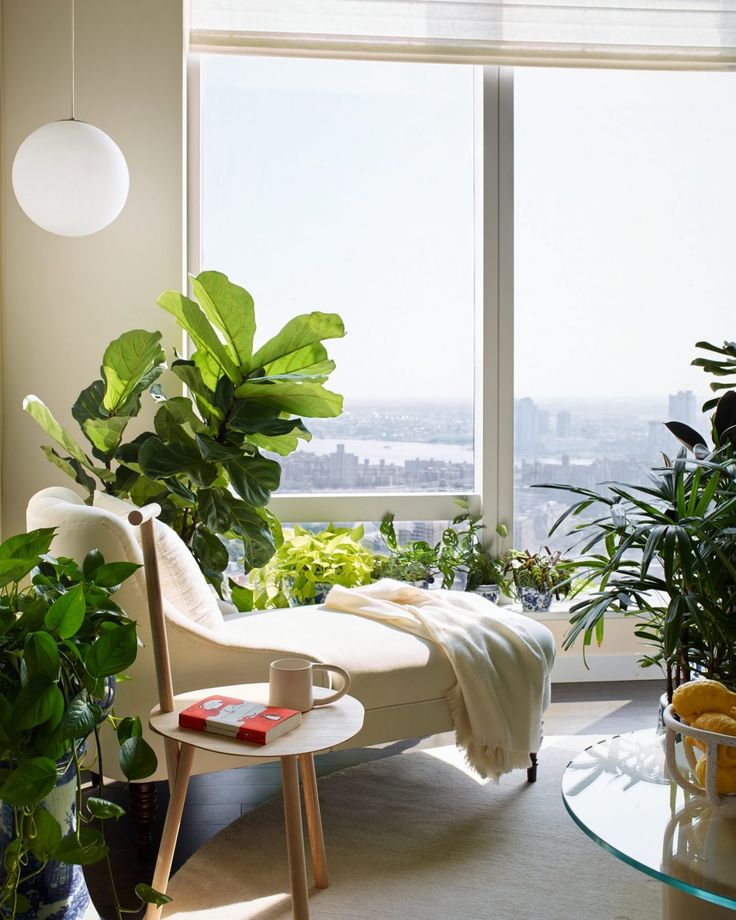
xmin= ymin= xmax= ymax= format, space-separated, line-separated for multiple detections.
xmin=1 ymin=0 xmax=185 ymax=536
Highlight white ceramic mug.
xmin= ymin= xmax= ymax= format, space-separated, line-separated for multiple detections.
xmin=269 ymin=658 xmax=351 ymax=712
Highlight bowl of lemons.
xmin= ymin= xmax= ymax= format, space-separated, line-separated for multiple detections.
xmin=663 ymin=679 xmax=736 ymax=807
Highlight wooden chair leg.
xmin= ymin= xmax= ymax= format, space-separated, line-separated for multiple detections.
xmin=527 ymin=752 xmax=538 ymax=783
xmin=146 ymin=743 xmax=196 ymax=920
xmin=129 ymin=781 xmax=158 ymax=859
xmin=299 ymin=753 xmax=328 ymax=889
xmin=281 ymin=755 xmax=310 ymax=920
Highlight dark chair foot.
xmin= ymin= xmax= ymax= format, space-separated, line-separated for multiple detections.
xmin=527 ymin=752 xmax=538 ymax=783
xmin=129 ymin=781 xmax=157 ymax=859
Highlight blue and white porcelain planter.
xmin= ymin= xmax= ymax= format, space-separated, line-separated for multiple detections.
xmin=472 ymin=584 xmax=501 ymax=604
xmin=0 ymin=748 xmax=99 ymax=920
xmin=518 ymin=587 xmax=553 ymax=612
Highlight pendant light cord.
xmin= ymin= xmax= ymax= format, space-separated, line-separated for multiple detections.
xmin=71 ymin=0 xmax=75 ymax=120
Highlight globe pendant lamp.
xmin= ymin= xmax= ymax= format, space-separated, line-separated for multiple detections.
xmin=12 ymin=0 xmax=129 ymax=237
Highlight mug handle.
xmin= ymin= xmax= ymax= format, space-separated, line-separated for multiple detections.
xmin=312 ymin=665 xmax=351 ymax=706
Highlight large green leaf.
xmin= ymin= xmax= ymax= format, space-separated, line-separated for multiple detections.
xmin=158 ymin=291 xmax=240 ymax=383
xmin=29 ymin=808 xmax=62 ymax=860
xmin=197 ymin=489 xmax=234 ymax=534
xmin=192 ymin=271 xmax=256 ymax=367
xmin=90 ymin=561 xmax=140 ymax=588
xmin=72 ymin=379 xmax=106 ymax=429
xmin=55 ymin=827 xmax=108 ymax=866
xmin=234 ymin=380 xmax=343 ymax=418
xmin=24 ymin=632 xmax=60 ymax=680
xmin=170 ymin=361 xmax=221 ymax=419
xmin=0 ymin=758 xmax=58 ymax=807
xmin=225 ymin=456 xmax=281 ymax=506
xmin=0 ymin=559 xmax=43 ymax=590
xmin=86 ymin=797 xmax=125 ymax=820
xmin=138 ymin=435 xmax=212 ymax=485
xmin=154 ymin=397 xmax=207 ymax=437
xmin=61 ymin=694 xmax=100 ymax=740
xmin=247 ymin=431 xmax=311 ymax=457
xmin=249 ymin=312 xmax=344 ymax=372
xmin=82 ymin=416 xmax=131 ymax=455
xmin=41 ymin=446 xmax=79 ymax=483
xmin=14 ymin=677 xmax=65 ymax=731
xmin=119 ymin=736 xmax=157 ymax=781
xmin=191 ymin=527 xmax=229 ymax=587
xmin=262 ymin=341 xmax=333 ymax=377
xmin=0 ymin=529 xmax=54 ymax=561
xmin=102 ymin=330 xmax=165 ymax=414
xmin=85 ymin=622 xmax=138 ymax=678
xmin=23 ymin=397 xmax=90 ymax=466
xmin=45 ymin=583 xmax=86 ymax=639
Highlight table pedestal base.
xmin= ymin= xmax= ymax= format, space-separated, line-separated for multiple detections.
xmin=663 ymin=886 xmax=734 ymax=919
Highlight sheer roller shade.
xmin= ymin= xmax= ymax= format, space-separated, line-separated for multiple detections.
xmin=189 ymin=1 xmax=736 ymax=69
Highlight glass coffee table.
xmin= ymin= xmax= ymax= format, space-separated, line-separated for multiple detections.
xmin=562 ymin=730 xmax=736 ymax=919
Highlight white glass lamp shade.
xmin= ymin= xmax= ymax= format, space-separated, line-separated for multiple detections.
xmin=12 ymin=119 xmax=129 ymax=237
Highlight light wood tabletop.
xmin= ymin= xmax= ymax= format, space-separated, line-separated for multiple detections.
xmin=149 ymin=682 xmax=365 ymax=759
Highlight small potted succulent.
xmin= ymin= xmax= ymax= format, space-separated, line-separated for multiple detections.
xmin=251 ymin=524 xmax=375 ymax=608
xmin=504 ymin=548 xmax=573 ymax=612
xmin=0 ymin=528 xmax=166 ymax=919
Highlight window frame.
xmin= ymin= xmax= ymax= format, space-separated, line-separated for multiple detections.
xmin=187 ymin=56 xmax=514 ymax=554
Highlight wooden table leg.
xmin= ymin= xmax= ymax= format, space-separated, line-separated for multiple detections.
xmin=281 ymin=755 xmax=310 ymax=920
xmin=299 ymin=753 xmax=328 ymax=889
xmin=146 ymin=742 xmax=196 ymax=920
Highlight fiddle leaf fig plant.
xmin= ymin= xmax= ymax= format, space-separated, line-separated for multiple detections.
xmin=0 ymin=528 xmax=164 ymax=919
xmin=25 ymin=271 xmax=346 ymax=592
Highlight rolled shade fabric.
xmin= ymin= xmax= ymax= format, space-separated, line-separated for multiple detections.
xmin=189 ymin=1 xmax=736 ymax=69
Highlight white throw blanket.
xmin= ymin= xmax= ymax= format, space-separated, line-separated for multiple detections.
xmin=325 ymin=579 xmax=555 ymax=780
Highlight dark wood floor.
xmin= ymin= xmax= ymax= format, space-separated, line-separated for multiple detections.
xmin=85 ymin=680 xmax=663 ymax=917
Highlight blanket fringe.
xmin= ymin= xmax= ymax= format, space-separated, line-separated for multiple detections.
xmin=447 ymin=683 xmax=535 ymax=782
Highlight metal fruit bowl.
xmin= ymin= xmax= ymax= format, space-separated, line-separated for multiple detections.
xmin=663 ymin=703 xmax=736 ymax=808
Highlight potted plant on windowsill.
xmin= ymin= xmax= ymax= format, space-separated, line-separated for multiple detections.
xmin=503 ymin=548 xmax=573 ymax=612
xmin=249 ymin=525 xmax=375 ymax=609
xmin=0 ymin=528 xmax=165 ymax=919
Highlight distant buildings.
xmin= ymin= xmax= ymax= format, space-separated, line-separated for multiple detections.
xmin=276 ymin=392 xmax=702 ymax=554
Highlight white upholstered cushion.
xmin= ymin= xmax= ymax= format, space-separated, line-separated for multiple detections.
xmin=93 ymin=491 xmax=223 ymax=632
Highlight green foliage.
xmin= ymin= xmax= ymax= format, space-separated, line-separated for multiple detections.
xmin=374 ymin=506 xmax=510 ymax=591
xmin=252 ymin=525 xmax=375 ymax=608
xmin=25 ymin=271 xmax=346 ymax=594
xmin=0 ymin=529 xmax=163 ymax=919
xmin=535 ymin=338 xmax=736 ymax=693
xmin=502 ymin=548 xmax=574 ymax=598
xmin=373 ymin=515 xmax=439 ymax=585
xmin=540 ymin=450 xmax=736 ymax=692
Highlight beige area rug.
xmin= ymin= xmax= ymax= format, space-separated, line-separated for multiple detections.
xmin=163 ymin=735 xmax=660 ymax=920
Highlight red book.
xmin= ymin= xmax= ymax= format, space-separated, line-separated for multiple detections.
xmin=179 ymin=695 xmax=301 ymax=745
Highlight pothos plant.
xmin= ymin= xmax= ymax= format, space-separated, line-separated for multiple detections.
xmin=0 ymin=527 xmax=164 ymax=919
xmin=24 ymin=271 xmax=345 ymax=596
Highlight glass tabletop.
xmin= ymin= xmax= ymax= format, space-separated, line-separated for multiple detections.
xmin=562 ymin=729 xmax=736 ymax=911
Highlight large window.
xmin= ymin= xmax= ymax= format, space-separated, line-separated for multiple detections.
xmin=513 ymin=69 xmax=736 ymax=552
xmin=198 ymin=55 xmax=477 ymax=499
xmin=194 ymin=56 xmax=736 ymax=546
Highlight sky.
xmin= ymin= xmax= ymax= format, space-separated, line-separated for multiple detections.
xmin=200 ymin=56 xmax=736 ymax=405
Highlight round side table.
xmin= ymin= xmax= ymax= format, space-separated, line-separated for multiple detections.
xmin=148 ymin=683 xmax=364 ymax=920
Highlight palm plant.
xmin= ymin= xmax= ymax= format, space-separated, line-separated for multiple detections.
xmin=542 ymin=360 xmax=736 ymax=698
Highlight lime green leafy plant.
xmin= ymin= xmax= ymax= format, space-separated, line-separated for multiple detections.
xmin=250 ymin=525 xmax=375 ymax=608
xmin=25 ymin=271 xmax=345 ymax=594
